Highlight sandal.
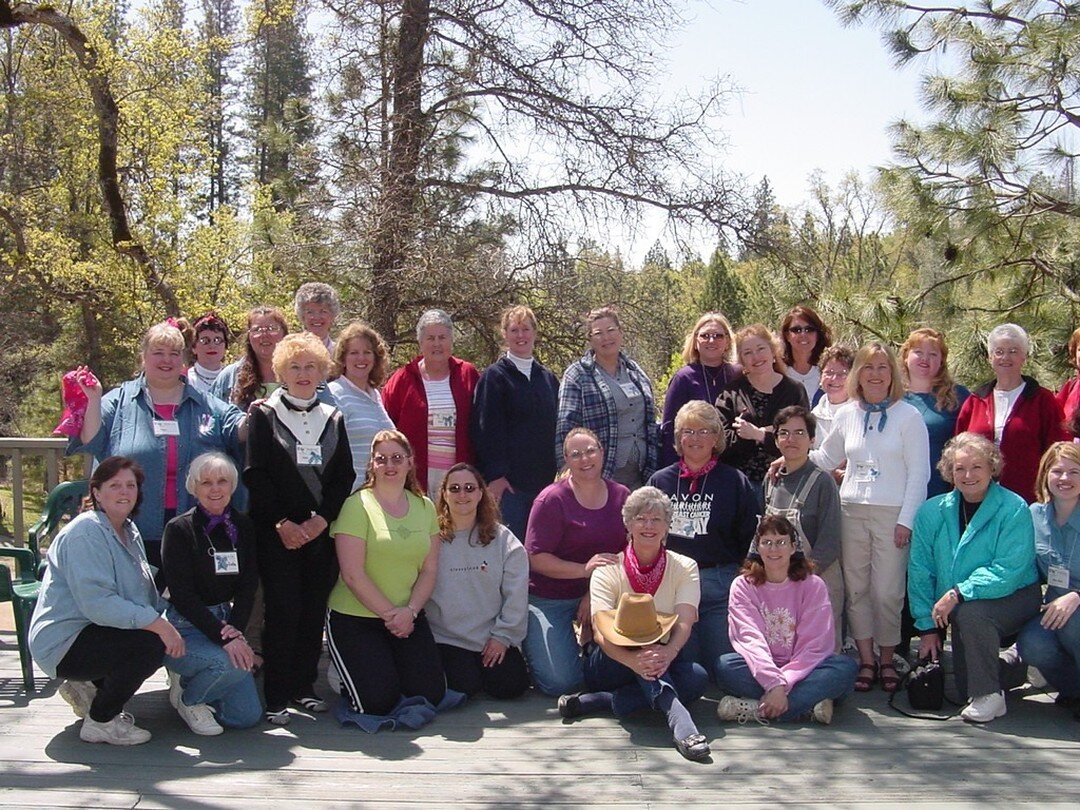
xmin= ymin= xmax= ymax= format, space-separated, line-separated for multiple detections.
xmin=291 ymin=694 xmax=328 ymax=713
xmin=879 ymin=662 xmax=900 ymax=693
xmin=674 ymin=732 xmax=711 ymax=762
xmin=265 ymin=707 xmax=290 ymax=726
xmin=854 ymin=662 xmax=878 ymax=692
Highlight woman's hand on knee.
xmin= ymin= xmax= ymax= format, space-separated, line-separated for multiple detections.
xmin=224 ymin=637 xmax=256 ymax=671
xmin=759 ymin=686 xmax=788 ymax=719
xmin=1041 ymin=592 xmax=1080 ymax=631
xmin=147 ymin=617 xmax=185 ymax=658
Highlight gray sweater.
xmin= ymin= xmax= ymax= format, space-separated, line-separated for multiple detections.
xmin=29 ymin=511 xmax=167 ymax=677
xmin=765 ymin=461 xmax=842 ymax=571
xmin=425 ymin=524 xmax=528 ymax=652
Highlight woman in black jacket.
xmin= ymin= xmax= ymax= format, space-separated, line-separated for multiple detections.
xmin=243 ymin=333 xmax=355 ymax=725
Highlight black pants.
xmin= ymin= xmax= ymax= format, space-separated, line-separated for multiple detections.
xmin=258 ymin=532 xmax=337 ymax=709
xmin=56 ymin=625 xmax=165 ymax=722
xmin=437 ymin=643 xmax=530 ymax=699
xmin=326 ymin=610 xmax=445 ymax=716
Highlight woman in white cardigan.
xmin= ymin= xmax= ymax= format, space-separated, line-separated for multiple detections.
xmin=810 ymin=341 xmax=930 ymax=693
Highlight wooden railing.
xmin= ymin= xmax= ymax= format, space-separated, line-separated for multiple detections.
xmin=0 ymin=437 xmax=86 ymax=546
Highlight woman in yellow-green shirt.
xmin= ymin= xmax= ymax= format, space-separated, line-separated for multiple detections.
xmin=327 ymin=429 xmax=444 ymax=715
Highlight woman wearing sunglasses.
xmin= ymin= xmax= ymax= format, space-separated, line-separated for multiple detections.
xmin=327 ymin=429 xmax=446 ymax=717
xmin=426 ymin=464 xmax=530 ymax=699
xmin=780 ymin=305 xmax=832 ymax=404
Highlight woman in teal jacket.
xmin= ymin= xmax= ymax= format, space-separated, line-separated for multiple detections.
xmin=909 ymin=432 xmax=1041 ymax=723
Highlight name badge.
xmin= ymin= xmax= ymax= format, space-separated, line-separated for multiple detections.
xmin=619 ymin=382 xmax=641 ymax=399
xmin=296 ymin=444 xmax=323 ymax=465
xmin=429 ymin=409 xmax=456 ymax=429
xmin=1048 ymin=564 xmax=1071 ymax=590
xmin=214 ymin=551 xmax=240 ymax=575
xmin=852 ymin=460 xmax=879 ymax=483
xmin=669 ymin=514 xmax=696 ymax=538
xmin=152 ymin=420 xmax=180 ymax=436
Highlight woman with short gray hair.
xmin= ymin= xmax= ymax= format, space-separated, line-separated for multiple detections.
xmin=294 ymin=282 xmax=341 ymax=351
xmin=956 ymin=323 xmax=1067 ymax=503
xmin=383 ymin=309 xmax=480 ymax=498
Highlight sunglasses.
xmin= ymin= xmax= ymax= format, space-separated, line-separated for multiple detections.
xmin=373 ymin=453 xmax=409 ymax=465
xmin=447 ymin=483 xmax=479 ymax=494
xmin=787 ymin=325 xmax=818 ymax=335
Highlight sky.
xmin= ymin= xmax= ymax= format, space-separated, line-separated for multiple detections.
xmin=623 ymin=0 xmax=931 ymax=258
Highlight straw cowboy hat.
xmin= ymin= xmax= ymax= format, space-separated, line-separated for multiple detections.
xmin=593 ymin=593 xmax=678 ymax=647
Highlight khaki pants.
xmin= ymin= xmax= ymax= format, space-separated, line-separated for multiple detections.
xmin=818 ymin=560 xmax=846 ymax=653
xmin=841 ymin=502 xmax=906 ymax=647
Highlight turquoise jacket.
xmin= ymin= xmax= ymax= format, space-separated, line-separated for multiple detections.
xmin=909 ymin=482 xmax=1038 ymax=632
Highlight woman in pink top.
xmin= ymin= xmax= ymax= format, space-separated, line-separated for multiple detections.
xmin=715 ymin=515 xmax=857 ymax=724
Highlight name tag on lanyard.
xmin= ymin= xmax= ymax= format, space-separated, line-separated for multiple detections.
xmin=1048 ymin=564 xmax=1071 ymax=590
xmin=214 ymin=551 xmax=240 ymax=575
xmin=153 ymin=420 xmax=180 ymax=437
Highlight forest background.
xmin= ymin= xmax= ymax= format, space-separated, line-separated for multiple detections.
xmin=1 ymin=0 xmax=1079 ymax=439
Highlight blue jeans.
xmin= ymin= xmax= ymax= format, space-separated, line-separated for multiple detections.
xmin=523 ymin=594 xmax=585 ymax=696
xmin=584 ymin=643 xmax=708 ymax=716
xmin=1018 ymin=611 xmax=1080 ymax=699
xmin=499 ymin=488 xmax=539 ymax=542
xmin=681 ymin=563 xmax=739 ymax=677
xmin=165 ymin=604 xmax=262 ymax=729
xmin=715 ymin=653 xmax=858 ymax=721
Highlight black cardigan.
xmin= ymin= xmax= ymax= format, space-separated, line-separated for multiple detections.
xmin=715 ymin=374 xmax=809 ymax=475
xmin=161 ymin=507 xmax=259 ymax=645
xmin=242 ymin=401 xmax=355 ymax=533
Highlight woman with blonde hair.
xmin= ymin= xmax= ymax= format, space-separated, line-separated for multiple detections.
xmin=427 ymin=463 xmax=530 ymax=699
xmin=810 ymin=341 xmax=930 ymax=693
xmin=901 ymin=328 xmax=969 ymax=497
xmin=659 ymin=312 xmax=741 ymax=467
xmin=328 ymin=320 xmax=394 ymax=482
xmin=470 ymin=305 xmax=560 ymax=538
xmin=244 ymin=333 xmax=355 ymax=724
xmin=716 ymin=324 xmax=808 ymax=493
xmin=1018 ymin=442 xmax=1080 ymax=717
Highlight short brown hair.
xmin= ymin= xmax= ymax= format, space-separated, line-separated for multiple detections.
xmin=333 ymin=321 xmax=390 ymax=388
xmin=89 ymin=456 xmax=146 ymax=517
xmin=740 ymin=514 xmax=815 ymax=586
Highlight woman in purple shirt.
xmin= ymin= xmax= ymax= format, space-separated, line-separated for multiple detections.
xmin=523 ymin=428 xmax=630 ymax=696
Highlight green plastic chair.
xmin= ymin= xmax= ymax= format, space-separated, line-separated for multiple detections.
xmin=0 ymin=547 xmax=41 ymax=691
xmin=27 ymin=479 xmax=88 ymax=575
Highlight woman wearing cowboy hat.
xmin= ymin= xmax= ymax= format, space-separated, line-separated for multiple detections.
xmin=715 ymin=515 xmax=858 ymax=724
xmin=556 ymin=486 xmax=710 ymax=762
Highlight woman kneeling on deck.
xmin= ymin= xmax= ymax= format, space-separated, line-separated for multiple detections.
xmin=557 ymin=486 xmax=711 ymax=762
xmin=716 ymin=515 xmax=858 ymax=724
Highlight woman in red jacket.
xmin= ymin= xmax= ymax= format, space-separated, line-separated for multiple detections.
xmin=1056 ymin=326 xmax=1080 ymax=431
xmin=955 ymin=323 xmax=1067 ymax=503
xmin=382 ymin=309 xmax=480 ymax=499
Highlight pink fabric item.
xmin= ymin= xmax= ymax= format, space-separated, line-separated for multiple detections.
xmin=54 ymin=369 xmax=99 ymax=437
xmin=727 ymin=574 xmax=834 ymax=694
xmin=155 ymin=403 xmax=180 ymax=510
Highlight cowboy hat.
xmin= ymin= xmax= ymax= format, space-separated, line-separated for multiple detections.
xmin=593 ymin=592 xmax=678 ymax=647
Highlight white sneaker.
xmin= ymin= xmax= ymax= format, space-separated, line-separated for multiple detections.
xmin=176 ymin=699 xmax=224 ymax=736
xmin=961 ymin=691 xmax=1007 ymax=723
xmin=812 ymin=699 xmax=834 ymax=725
xmin=1028 ymin=666 xmax=1048 ymax=689
xmin=716 ymin=695 xmax=767 ymax=725
xmin=58 ymin=680 xmax=97 ymax=719
xmin=80 ymin=713 xmax=152 ymax=745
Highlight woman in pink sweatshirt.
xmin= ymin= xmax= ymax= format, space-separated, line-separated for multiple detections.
xmin=715 ymin=515 xmax=857 ymax=724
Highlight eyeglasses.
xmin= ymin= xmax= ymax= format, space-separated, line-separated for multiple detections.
xmin=698 ymin=332 xmax=728 ymax=342
xmin=197 ymin=336 xmax=226 ymax=346
xmin=758 ymin=538 xmax=792 ymax=548
xmin=787 ymin=326 xmax=818 ymax=335
xmin=373 ymin=453 xmax=409 ymax=466
xmin=250 ymin=325 xmax=284 ymax=336
xmin=567 ymin=446 xmax=600 ymax=460
xmin=821 ymin=368 xmax=850 ymax=378
xmin=632 ymin=515 xmax=666 ymax=526
xmin=991 ymin=347 xmax=1023 ymax=358
xmin=589 ymin=326 xmax=620 ymax=338
xmin=776 ymin=429 xmax=809 ymax=438
xmin=679 ymin=428 xmax=717 ymax=437
xmin=447 ymin=483 xmax=479 ymax=494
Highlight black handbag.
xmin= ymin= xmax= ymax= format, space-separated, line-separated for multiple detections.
xmin=906 ymin=656 xmax=945 ymax=710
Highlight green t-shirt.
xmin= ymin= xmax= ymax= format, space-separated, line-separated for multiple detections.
xmin=328 ymin=488 xmax=439 ymax=618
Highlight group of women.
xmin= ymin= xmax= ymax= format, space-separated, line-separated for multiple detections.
xmin=26 ymin=290 xmax=1080 ymax=754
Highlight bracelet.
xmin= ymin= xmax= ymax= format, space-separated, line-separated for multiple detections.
xmin=407 ymin=604 xmax=419 ymax=619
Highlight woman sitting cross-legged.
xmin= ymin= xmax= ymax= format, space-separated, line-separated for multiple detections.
xmin=557 ymin=486 xmax=711 ymax=762
xmin=716 ymin=515 xmax=858 ymax=724
xmin=161 ymin=452 xmax=261 ymax=735
xmin=426 ymin=463 xmax=530 ymax=699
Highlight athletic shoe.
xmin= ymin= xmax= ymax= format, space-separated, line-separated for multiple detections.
xmin=961 ymin=691 xmax=1007 ymax=723
xmin=291 ymin=694 xmax=328 ymax=713
xmin=557 ymin=693 xmax=583 ymax=719
xmin=716 ymin=695 xmax=766 ymax=724
xmin=265 ymin=706 xmax=291 ymax=726
xmin=811 ymin=699 xmax=833 ymax=725
xmin=58 ymin=680 xmax=97 ymax=719
xmin=79 ymin=713 xmax=151 ymax=745
xmin=1028 ymin=666 xmax=1048 ymax=689
xmin=175 ymin=699 xmax=224 ymax=736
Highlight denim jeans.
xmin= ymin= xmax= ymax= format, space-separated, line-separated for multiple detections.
xmin=1018 ymin=611 xmax=1080 ymax=699
xmin=680 ymin=563 xmax=739 ymax=677
xmin=715 ymin=653 xmax=858 ymax=720
xmin=165 ymin=603 xmax=262 ymax=729
xmin=523 ymin=594 xmax=585 ymax=696
xmin=498 ymin=488 xmax=540 ymax=542
xmin=584 ymin=643 xmax=708 ymax=717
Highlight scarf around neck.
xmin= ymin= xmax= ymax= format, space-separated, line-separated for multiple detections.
xmin=678 ymin=457 xmax=717 ymax=494
xmin=624 ymin=541 xmax=667 ymax=595
xmin=861 ymin=398 xmax=892 ymax=435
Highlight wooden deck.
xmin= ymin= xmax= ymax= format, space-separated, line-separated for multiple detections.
xmin=3 ymin=620 xmax=1080 ymax=808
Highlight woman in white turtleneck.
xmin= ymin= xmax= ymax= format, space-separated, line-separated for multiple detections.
xmin=186 ymin=313 xmax=231 ymax=395
xmin=243 ymin=333 xmax=355 ymax=725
